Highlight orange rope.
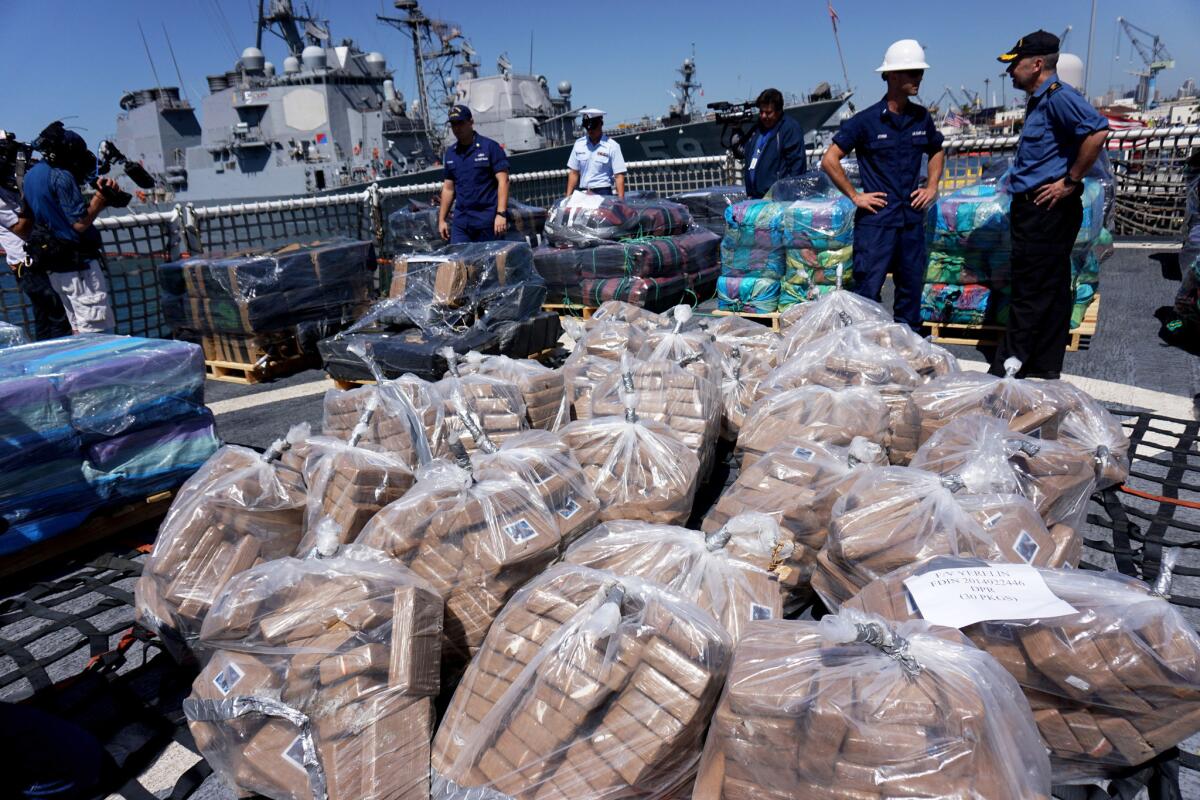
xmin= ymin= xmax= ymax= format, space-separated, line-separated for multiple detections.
xmin=1119 ymin=485 xmax=1200 ymax=511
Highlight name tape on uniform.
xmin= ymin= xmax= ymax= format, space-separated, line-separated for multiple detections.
xmin=902 ymin=564 xmax=1077 ymax=629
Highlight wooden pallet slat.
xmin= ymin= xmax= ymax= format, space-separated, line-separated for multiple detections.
xmin=710 ymin=308 xmax=782 ymax=333
xmin=925 ymin=295 xmax=1100 ymax=353
xmin=202 ymin=331 xmax=313 ymax=384
xmin=542 ymin=303 xmax=595 ymax=319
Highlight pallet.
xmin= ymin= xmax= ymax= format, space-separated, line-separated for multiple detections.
xmin=0 ymin=490 xmax=175 ymax=579
xmin=202 ymin=331 xmax=313 ymax=384
xmin=925 ymin=294 xmax=1100 ymax=353
xmin=542 ymin=303 xmax=596 ymax=320
xmin=710 ymin=308 xmax=782 ymax=333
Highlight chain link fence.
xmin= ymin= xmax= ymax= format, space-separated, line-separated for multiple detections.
xmin=1 ymin=129 xmax=1195 ymax=338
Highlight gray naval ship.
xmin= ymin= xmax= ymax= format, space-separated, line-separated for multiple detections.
xmin=113 ymin=0 xmax=850 ymax=204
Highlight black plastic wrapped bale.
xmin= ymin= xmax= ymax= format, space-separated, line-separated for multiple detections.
xmin=159 ymin=238 xmax=375 ymax=336
xmin=388 ymin=200 xmax=548 ymax=253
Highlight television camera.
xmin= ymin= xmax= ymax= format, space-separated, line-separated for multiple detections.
xmin=706 ymin=100 xmax=759 ymax=160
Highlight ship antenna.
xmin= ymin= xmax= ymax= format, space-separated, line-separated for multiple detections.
xmin=162 ymin=23 xmax=190 ymax=105
xmin=826 ymin=1 xmax=855 ymax=112
xmin=137 ymin=20 xmax=166 ymax=92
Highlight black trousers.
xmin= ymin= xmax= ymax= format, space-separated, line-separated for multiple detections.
xmin=990 ymin=189 xmax=1083 ymax=378
xmin=14 ymin=266 xmax=71 ymax=340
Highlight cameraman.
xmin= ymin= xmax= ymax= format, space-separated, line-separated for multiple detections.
xmin=22 ymin=123 xmax=114 ymax=334
xmin=0 ymin=138 xmax=70 ymax=339
xmin=743 ymin=88 xmax=806 ymax=199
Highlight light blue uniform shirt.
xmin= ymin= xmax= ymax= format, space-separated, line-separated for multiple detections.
xmin=567 ymin=135 xmax=627 ymax=189
xmin=1009 ymin=74 xmax=1109 ymax=193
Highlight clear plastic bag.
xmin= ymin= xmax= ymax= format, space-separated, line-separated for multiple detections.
xmin=470 ymin=429 xmax=602 ymax=545
xmin=136 ymin=433 xmax=308 ymax=659
xmin=761 ymin=324 xmax=924 ymax=395
xmin=185 ymin=544 xmax=444 ymax=800
xmin=1045 ymin=382 xmax=1130 ymax=489
xmin=563 ymin=516 xmax=784 ymax=642
xmin=436 ymin=349 xmax=530 ymax=455
xmin=911 ymin=414 xmax=1097 ymax=543
xmin=737 ymin=385 xmax=889 ymax=469
xmin=670 ymin=184 xmax=747 ymax=234
xmin=544 ymin=195 xmax=693 ymax=247
xmin=431 ymin=564 xmax=732 ymax=799
xmin=561 ymin=353 xmax=619 ymax=422
xmin=559 ymin=392 xmax=701 ymax=526
xmin=590 ymin=356 xmax=722 ymax=478
xmin=589 ymin=300 xmax=666 ymax=331
xmin=700 ymin=316 xmax=780 ymax=437
xmin=453 ymin=352 xmax=569 ymax=431
xmin=778 ymin=285 xmax=891 ymax=338
xmin=813 ymin=466 xmax=1054 ymax=609
xmin=356 ymin=456 xmax=563 ymax=671
xmin=692 ymin=610 xmax=1051 ymax=800
xmin=702 ymin=312 xmax=782 ymax=365
xmin=704 ymin=439 xmax=886 ymax=612
xmin=636 ymin=305 xmax=723 ymax=385
xmin=911 ymin=364 xmax=1066 ymax=446
xmin=570 ymin=314 xmax=647 ymax=363
xmin=780 ymin=319 xmax=957 ymax=378
xmin=322 ymin=376 xmax=446 ymax=466
xmin=846 ymin=554 xmax=1200 ymax=782
xmin=0 ymin=321 xmax=28 ymax=348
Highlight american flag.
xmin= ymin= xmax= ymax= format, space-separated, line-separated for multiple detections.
xmin=828 ymin=1 xmax=839 ymax=31
xmin=945 ymin=112 xmax=970 ymax=128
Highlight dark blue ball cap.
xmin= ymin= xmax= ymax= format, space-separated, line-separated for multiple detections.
xmin=448 ymin=104 xmax=473 ymax=122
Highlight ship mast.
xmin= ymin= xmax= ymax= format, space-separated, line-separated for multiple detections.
xmin=673 ymin=46 xmax=702 ymax=120
xmin=379 ymin=0 xmax=466 ymax=149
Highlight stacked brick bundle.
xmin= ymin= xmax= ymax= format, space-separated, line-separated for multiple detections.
xmin=737 ymin=385 xmax=890 ymax=469
xmin=563 ymin=517 xmax=784 ymax=642
xmin=185 ymin=545 xmax=443 ymax=800
xmin=702 ymin=439 xmax=886 ymax=612
xmin=702 ymin=315 xmax=780 ymax=437
xmin=454 ymin=352 xmax=568 ymax=431
xmin=322 ymin=377 xmax=445 ymax=465
xmin=846 ymin=555 xmax=1200 ymax=781
xmin=436 ymin=353 xmax=529 ymax=456
xmin=356 ymin=460 xmax=562 ymax=671
xmin=136 ymin=438 xmax=307 ymax=658
xmin=692 ymin=612 xmax=1052 ymax=799
xmin=431 ymin=565 xmax=732 ymax=799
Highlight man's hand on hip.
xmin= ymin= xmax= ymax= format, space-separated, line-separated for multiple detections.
xmin=909 ymin=185 xmax=938 ymax=211
xmin=852 ymin=192 xmax=888 ymax=213
xmin=493 ymin=213 xmax=508 ymax=237
xmin=1034 ymin=178 xmax=1074 ymax=209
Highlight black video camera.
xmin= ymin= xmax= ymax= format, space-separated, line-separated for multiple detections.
xmin=97 ymin=140 xmax=155 ymax=200
xmin=0 ymin=131 xmax=35 ymax=192
xmin=707 ymin=100 xmax=760 ymax=159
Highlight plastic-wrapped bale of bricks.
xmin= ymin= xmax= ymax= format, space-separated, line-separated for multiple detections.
xmin=670 ymin=184 xmax=747 ymax=236
xmin=561 ymin=353 xmax=619 ymax=423
xmin=185 ymin=543 xmax=443 ymax=800
xmin=736 ymin=385 xmax=890 ymax=469
xmin=563 ymin=515 xmax=785 ymax=643
xmin=590 ymin=355 xmax=722 ymax=480
xmin=910 ymin=414 xmax=1096 ymax=551
xmin=910 ymin=359 xmax=1067 ymax=446
xmin=703 ymin=438 xmax=887 ymax=613
xmin=430 ymin=564 xmax=732 ymax=799
xmin=779 ymin=318 xmax=958 ymax=378
xmin=1068 ymin=178 xmax=1109 ymax=329
xmin=768 ymin=173 xmax=857 ymax=309
xmin=636 ymin=306 xmax=724 ymax=386
xmin=691 ymin=610 xmax=1051 ymax=800
xmin=356 ymin=450 xmax=562 ymax=675
xmin=718 ymin=200 xmax=785 ymax=314
xmin=386 ymin=198 xmax=443 ymax=252
xmin=777 ymin=284 xmax=892 ymax=340
xmin=1041 ymin=380 xmax=1130 ymax=490
xmin=845 ymin=554 xmax=1200 ymax=783
xmin=322 ymin=376 xmax=447 ymax=464
xmin=812 ymin=465 xmax=1077 ymax=610
xmin=559 ymin=384 xmax=701 ymax=526
xmin=543 ymin=195 xmax=692 ymax=247
xmin=470 ymin=428 xmax=601 ymax=545
xmin=701 ymin=315 xmax=780 ymax=438
xmin=589 ymin=300 xmax=666 ymax=330
xmin=135 ymin=431 xmax=309 ymax=661
xmin=435 ymin=348 xmax=530 ymax=456
xmin=758 ymin=324 xmax=942 ymax=465
xmin=452 ymin=351 xmax=568 ymax=431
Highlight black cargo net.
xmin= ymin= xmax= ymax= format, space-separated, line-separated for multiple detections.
xmin=197 ymin=201 xmax=371 ymax=255
xmin=0 ymin=411 xmax=1197 ymax=798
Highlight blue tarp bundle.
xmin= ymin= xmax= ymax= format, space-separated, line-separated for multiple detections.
xmin=0 ymin=335 xmax=219 ymax=555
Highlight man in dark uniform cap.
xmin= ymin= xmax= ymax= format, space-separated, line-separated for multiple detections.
xmin=437 ymin=104 xmax=511 ymax=244
xmin=992 ymin=30 xmax=1108 ymax=378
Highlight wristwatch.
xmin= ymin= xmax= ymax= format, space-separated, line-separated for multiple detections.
xmin=496 ymin=209 xmax=507 ymax=215
xmin=1063 ymin=174 xmax=1081 ymax=188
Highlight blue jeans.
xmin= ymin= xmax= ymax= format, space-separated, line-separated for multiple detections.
xmin=450 ymin=214 xmax=499 ymax=244
xmin=851 ymin=222 xmax=926 ymax=331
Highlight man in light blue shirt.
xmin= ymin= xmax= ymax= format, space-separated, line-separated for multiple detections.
xmin=565 ymin=109 xmax=626 ymax=198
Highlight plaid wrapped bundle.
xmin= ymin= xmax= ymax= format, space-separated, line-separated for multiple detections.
xmin=545 ymin=197 xmax=692 ymax=247
xmin=1070 ymin=225 xmax=1110 ymax=329
xmin=577 ymin=273 xmax=694 ymax=308
xmin=720 ymin=200 xmax=784 ymax=280
xmin=928 ymin=184 xmax=1012 ymax=254
xmin=716 ymin=276 xmax=780 ymax=314
xmin=921 ymin=283 xmax=991 ymax=326
xmin=924 ymin=249 xmax=1006 ymax=285
xmin=160 ymin=239 xmax=375 ymax=336
xmin=776 ymin=196 xmax=855 ymax=251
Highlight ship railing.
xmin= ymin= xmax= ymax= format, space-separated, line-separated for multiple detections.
xmin=0 ymin=130 xmax=1193 ymax=339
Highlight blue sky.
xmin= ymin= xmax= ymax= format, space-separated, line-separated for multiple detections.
xmin=3 ymin=0 xmax=1197 ymax=145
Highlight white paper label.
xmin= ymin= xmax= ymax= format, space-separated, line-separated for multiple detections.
xmin=1013 ymin=530 xmax=1041 ymax=564
xmin=211 ymin=661 xmax=244 ymax=696
xmin=557 ymin=495 xmax=580 ymax=520
xmin=1064 ymin=675 xmax=1091 ymax=692
xmin=750 ymin=603 xmax=773 ymax=621
xmin=504 ymin=518 xmax=538 ymax=544
xmin=791 ymin=446 xmax=815 ymax=462
xmin=282 ymin=736 xmax=307 ymax=772
xmin=566 ymin=191 xmax=604 ymax=210
xmin=902 ymin=564 xmax=1077 ymax=629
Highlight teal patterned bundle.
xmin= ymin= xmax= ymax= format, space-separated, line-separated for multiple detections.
xmin=717 ymin=275 xmax=781 ymax=313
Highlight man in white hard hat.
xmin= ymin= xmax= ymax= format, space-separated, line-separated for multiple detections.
xmin=565 ymin=109 xmax=626 ymax=198
xmin=822 ymin=39 xmax=944 ymax=331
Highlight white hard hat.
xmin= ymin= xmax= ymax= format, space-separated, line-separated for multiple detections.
xmin=1057 ymin=53 xmax=1084 ymax=91
xmin=876 ymin=39 xmax=930 ymax=72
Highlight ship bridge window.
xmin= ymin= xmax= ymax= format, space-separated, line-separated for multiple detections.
xmin=472 ymin=83 xmax=497 ymax=113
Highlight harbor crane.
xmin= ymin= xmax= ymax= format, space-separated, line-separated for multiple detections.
xmin=1117 ymin=17 xmax=1174 ymax=108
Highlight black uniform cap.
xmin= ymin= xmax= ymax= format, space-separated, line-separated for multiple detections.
xmin=997 ymin=30 xmax=1060 ymax=63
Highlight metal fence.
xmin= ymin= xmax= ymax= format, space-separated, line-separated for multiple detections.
xmin=0 ymin=127 xmax=1195 ymax=338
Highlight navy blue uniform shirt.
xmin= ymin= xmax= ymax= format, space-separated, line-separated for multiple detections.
xmin=22 ymin=161 xmax=87 ymax=242
xmin=1009 ymin=76 xmax=1108 ymax=193
xmin=743 ymin=115 xmax=807 ymax=199
xmin=832 ymin=97 xmax=944 ymax=228
xmin=443 ymin=133 xmax=510 ymax=222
